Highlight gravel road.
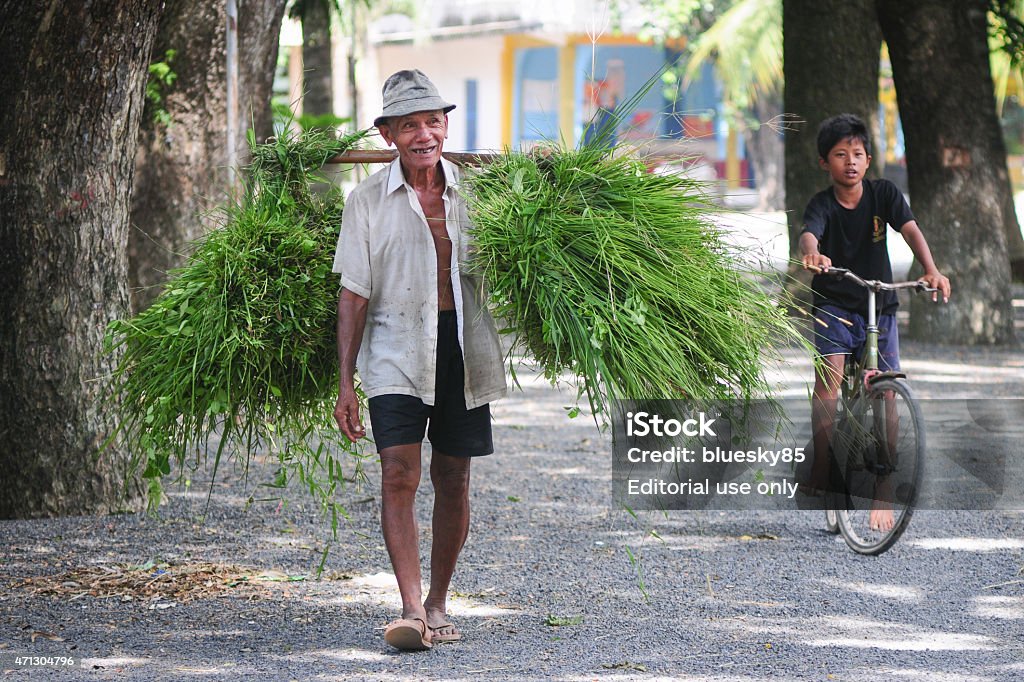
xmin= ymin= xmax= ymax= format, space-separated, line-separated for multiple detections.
xmin=1 ymin=337 xmax=1022 ymax=681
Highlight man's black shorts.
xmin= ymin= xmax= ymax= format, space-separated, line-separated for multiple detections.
xmin=367 ymin=310 xmax=493 ymax=457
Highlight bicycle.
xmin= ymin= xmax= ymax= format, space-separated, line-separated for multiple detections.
xmin=812 ymin=267 xmax=936 ymax=555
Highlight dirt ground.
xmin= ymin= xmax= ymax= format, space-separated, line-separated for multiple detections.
xmin=2 ymin=328 xmax=1023 ymax=680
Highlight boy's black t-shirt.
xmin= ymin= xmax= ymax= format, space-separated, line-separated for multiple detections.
xmin=800 ymin=178 xmax=915 ymax=316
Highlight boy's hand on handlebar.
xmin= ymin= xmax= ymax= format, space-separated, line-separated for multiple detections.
xmin=802 ymin=253 xmax=832 ymax=272
xmin=919 ymin=270 xmax=951 ymax=303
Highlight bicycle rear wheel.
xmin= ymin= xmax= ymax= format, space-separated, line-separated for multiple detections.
xmin=834 ymin=378 xmax=924 ymax=555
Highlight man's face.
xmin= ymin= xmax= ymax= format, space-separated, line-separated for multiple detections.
xmin=378 ymin=110 xmax=448 ymax=173
xmin=820 ymin=136 xmax=871 ymax=188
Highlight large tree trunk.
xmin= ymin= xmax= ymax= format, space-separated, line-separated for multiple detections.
xmin=0 ymin=1 xmax=162 ymax=518
xmin=301 ymin=0 xmax=334 ymax=118
xmin=878 ymin=0 xmax=1017 ymax=344
xmin=783 ymin=0 xmax=882 ymax=260
xmin=129 ymin=0 xmax=288 ymax=312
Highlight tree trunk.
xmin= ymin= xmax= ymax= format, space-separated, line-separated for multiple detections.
xmin=746 ymin=93 xmax=785 ymax=211
xmin=301 ymin=0 xmax=334 ymax=117
xmin=129 ymin=0 xmax=288 ymax=312
xmin=239 ymin=0 xmax=290 ymax=143
xmin=0 ymin=1 xmax=162 ymax=518
xmin=349 ymin=2 xmax=360 ymax=127
xmin=878 ymin=0 xmax=1017 ymax=344
xmin=783 ymin=0 xmax=882 ymax=260
xmin=129 ymin=1 xmax=225 ymax=312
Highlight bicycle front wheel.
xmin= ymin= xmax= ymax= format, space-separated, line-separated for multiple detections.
xmin=835 ymin=378 xmax=925 ymax=555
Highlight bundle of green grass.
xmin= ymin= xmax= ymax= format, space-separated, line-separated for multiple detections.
xmin=462 ymin=142 xmax=799 ymax=419
xmin=106 ymin=127 xmax=367 ymax=511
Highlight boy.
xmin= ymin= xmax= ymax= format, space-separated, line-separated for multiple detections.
xmin=799 ymin=113 xmax=950 ymax=531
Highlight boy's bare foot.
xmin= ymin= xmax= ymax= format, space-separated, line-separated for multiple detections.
xmin=869 ymin=503 xmax=895 ymax=532
xmin=869 ymin=476 xmax=896 ymax=532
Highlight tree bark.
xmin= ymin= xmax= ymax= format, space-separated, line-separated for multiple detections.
xmin=0 ymin=1 xmax=162 ymax=518
xmin=300 ymin=0 xmax=334 ymax=117
xmin=129 ymin=0 xmax=288 ymax=312
xmin=878 ymin=0 xmax=1017 ymax=344
xmin=238 ymin=1 xmax=289 ymax=143
xmin=783 ymin=0 xmax=882 ymax=260
xmin=129 ymin=1 xmax=224 ymax=312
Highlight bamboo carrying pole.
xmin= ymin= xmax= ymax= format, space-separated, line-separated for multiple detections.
xmin=326 ymin=150 xmax=497 ymax=166
xmin=325 ymin=149 xmax=683 ymax=167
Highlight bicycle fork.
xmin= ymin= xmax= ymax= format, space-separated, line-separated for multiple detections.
xmin=864 ymin=290 xmax=898 ymax=477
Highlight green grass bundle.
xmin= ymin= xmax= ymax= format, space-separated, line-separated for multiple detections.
xmin=462 ymin=144 xmax=800 ymax=419
xmin=106 ymin=127 xmax=367 ymax=513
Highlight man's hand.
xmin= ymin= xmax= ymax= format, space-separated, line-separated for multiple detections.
xmin=919 ymin=270 xmax=951 ymax=303
xmin=802 ymin=253 xmax=832 ymax=272
xmin=334 ymin=385 xmax=366 ymax=442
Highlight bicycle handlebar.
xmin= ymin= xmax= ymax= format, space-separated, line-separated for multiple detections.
xmin=812 ymin=266 xmax=938 ymax=294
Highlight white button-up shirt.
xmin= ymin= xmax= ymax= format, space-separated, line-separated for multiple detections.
xmin=333 ymin=158 xmax=507 ymax=409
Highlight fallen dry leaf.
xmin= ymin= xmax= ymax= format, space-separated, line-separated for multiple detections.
xmin=14 ymin=561 xmax=291 ymax=603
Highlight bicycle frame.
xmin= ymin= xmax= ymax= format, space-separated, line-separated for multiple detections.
xmin=824 ymin=267 xmax=932 ymax=396
xmin=864 ymin=276 xmax=880 ymax=372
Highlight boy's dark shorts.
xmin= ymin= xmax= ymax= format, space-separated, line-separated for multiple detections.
xmin=813 ymin=303 xmax=901 ymax=371
xmin=367 ymin=310 xmax=493 ymax=457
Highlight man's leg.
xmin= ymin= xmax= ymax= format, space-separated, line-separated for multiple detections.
xmin=423 ymin=450 xmax=471 ymax=640
xmin=379 ymin=443 xmax=428 ymax=626
xmin=808 ymin=354 xmax=845 ymax=491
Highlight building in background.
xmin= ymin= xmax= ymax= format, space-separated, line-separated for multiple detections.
xmin=281 ymin=0 xmax=751 ymax=191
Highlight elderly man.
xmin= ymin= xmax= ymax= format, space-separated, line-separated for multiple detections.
xmin=333 ymin=70 xmax=506 ymax=651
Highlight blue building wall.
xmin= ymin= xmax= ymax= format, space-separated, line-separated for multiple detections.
xmin=511 ymin=42 xmax=723 ymax=149
xmin=512 ymin=46 xmax=560 ymax=143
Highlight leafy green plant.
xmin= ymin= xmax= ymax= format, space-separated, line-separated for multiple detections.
xmin=462 ymin=141 xmax=802 ymax=422
xmin=145 ymin=49 xmax=177 ymax=127
xmin=105 ymin=125 xmax=369 ymax=522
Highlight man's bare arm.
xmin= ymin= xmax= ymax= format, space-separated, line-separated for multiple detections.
xmin=335 ymin=287 xmax=369 ymax=441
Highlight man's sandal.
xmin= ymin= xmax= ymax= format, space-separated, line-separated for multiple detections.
xmin=384 ymin=617 xmax=432 ymax=651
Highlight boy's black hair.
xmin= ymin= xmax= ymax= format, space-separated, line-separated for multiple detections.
xmin=817 ymin=113 xmax=871 ymax=159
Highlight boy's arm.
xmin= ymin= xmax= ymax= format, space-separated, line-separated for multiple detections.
xmin=899 ymin=220 xmax=951 ymax=302
xmin=799 ymin=232 xmax=832 ymax=271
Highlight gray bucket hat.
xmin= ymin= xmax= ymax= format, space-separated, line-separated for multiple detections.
xmin=373 ymin=69 xmax=455 ymax=128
